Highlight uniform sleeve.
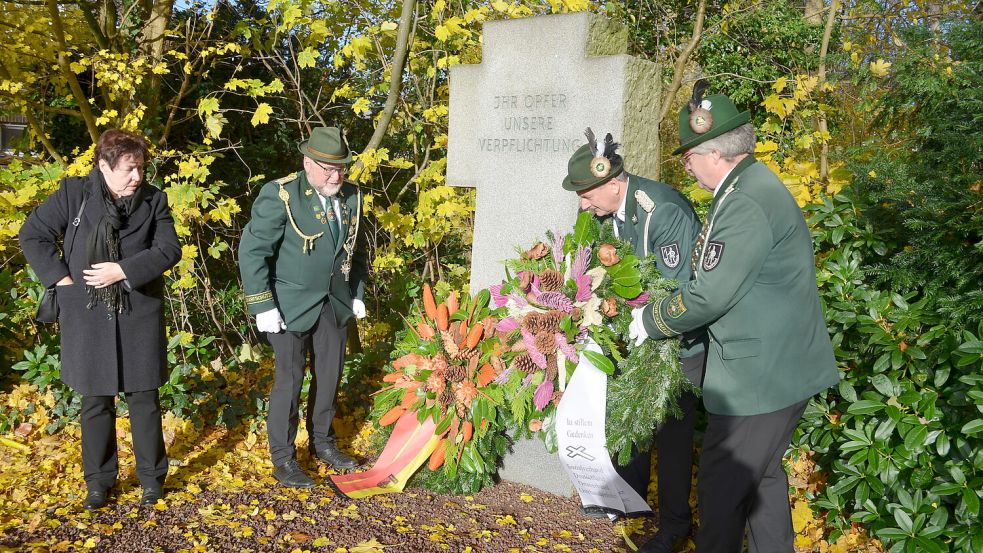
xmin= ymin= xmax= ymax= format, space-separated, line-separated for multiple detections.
xmin=349 ymin=191 xmax=370 ymax=301
xmin=237 ymin=182 xmax=287 ymax=315
xmin=18 ymin=179 xmax=73 ymax=287
xmin=642 ymin=193 xmax=772 ymax=338
xmin=645 ymin=202 xmax=697 ymax=282
xmin=117 ymin=191 xmax=182 ymax=289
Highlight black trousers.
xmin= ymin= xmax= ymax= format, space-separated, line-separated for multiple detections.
xmin=615 ymin=351 xmax=705 ymax=534
xmin=81 ymin=389 xmax=167 ymax=492
xmin=266 ymin=301 xmax=348 ymax=466
xmin=695 ymin=399 xmax=809 ymax=553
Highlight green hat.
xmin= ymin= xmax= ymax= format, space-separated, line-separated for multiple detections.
xmin=562 ymin=129 xmax=624 ymax=191
xmin=673 ymin=93 xmax=750 ymax=155
xmin=298 ymin=126 xmax=352 ymax=164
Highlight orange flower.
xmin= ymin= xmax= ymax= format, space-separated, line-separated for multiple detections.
xmin=598 ymin=243 xmax=620 ymax=266
xmin=523 ymin=242 xmax=549 ymax=260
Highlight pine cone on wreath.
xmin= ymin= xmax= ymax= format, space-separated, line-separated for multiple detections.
xmin=539 ymin=310 xmax=564 ymax=335
xmin=441 ymin=330 xmax=460 ymax=357
xmin=535 ymin=331 xmax=557 ymax=355
xmin=445 ymin=364 xmax=467 ymax=382
xmin=426 ymin=372 xmax=446 ymax=395
xmin=439 ymin=387 xmax=456 ymax=408
xmin=539 ymin=269 xmax=564 ymax=292
xmin=455 ymin=380 xmax=478 ymax=407
xmin=514 ymin=354 xmax=539 ymax=374
xmin=545 ymin=354 xmax=558 ymax=383
xmin=431 ymin=354 xmax=449 ymax=375
xmin=551 ymin=390 xmax=564 ymax=406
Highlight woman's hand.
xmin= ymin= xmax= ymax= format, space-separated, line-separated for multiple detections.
xmin=83 ymin=262 xmax=127 ymax=289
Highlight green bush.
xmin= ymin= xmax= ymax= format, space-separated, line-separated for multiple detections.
xmin=797 ymin=192 xmax=983 ymax=552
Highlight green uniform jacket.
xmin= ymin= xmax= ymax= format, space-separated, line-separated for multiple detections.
xmin=642 ymin=157 xmax=839 ymax=416
xmin=618 ymin=174 xmax=706 ymax=358
xmin=238 ymin=172 xmax=369 ymax=331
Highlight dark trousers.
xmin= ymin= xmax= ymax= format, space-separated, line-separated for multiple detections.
xmin=266 ymin=301 xmax=348 ymax=466
xmin=615 ymin=352 xmax=705 ymax=533
xmin=81 ymin=389 xmax=167 ymax=492
xmin=695 ymin=399 xmax=808 ymax=553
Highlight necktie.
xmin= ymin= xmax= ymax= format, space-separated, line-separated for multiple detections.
xmin=325 ymin=196 xmax=340 ymax=241
xmin=614 ymin=215 xmax=624 ymax=237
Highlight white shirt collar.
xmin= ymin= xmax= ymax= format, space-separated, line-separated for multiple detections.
xmin=616 ymin=184 xmax=628 ymax=222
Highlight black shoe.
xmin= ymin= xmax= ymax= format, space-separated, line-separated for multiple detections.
xmin=273 ymin=459 xmax=316 ymax=488
xmin=140 ymin=487 xmax=163 ymax=505
xmin=310 ymin=443 xmax=358 ymax=469
xmin=83 ymin=490 xmax=108 ymax=510
xmin=638 ymin=531 xmax=688 ymax=553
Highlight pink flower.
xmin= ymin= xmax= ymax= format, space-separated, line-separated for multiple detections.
xmin=508 ymin=291 xmax=529 ymax=307
xmin=551 ymin=230 xmax=566 ymax=267
xmin=537 ymin=291 xmax=574 ymax=312
xmin=556 ymin=333 xmax=579 ymax=364
xmin=521 ymin=328 xmax=548 ymax=369
xmin=534 ymin=380 xmax=555 ymax=411
xmin=495 ymin=367 xmax=513 ymax=384
xmin=626 ymin=291 xmax=651 ymax=307
xmin=530 ymin=275 xmax=543 ymax=298
xmin=490 ymin=284 xmax=508 ymax=308
xmin=496 ymin=317 xmax=519 ymax=332
xmin=574 ymin=274 xmax=592 ymax=302
xmin=523 ymin=372 xmax=536 ymax=386
xmin=571 ymin=246 xmax=591 ymax=280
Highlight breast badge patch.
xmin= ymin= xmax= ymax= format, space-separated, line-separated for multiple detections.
xmin=702 ymin=241 xmax=725 ymax=271
xmin=660 ymin=242 xmax=681 ymax=269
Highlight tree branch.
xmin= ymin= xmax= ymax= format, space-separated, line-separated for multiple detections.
xmin=817 ymin=0 xmax=840 ymax=181
xmin=45 ymin=0 xmax=99 ymax=142
xmin=349 ymin=0 xmax=416 ymax=184
xmin=654 ymin=0 xmax=707 ymax=178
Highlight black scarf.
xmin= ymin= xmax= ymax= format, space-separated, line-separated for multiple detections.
xmin=85 ymin=171 xmax=146 ymax=314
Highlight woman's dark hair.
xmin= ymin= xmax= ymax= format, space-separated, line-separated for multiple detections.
xmin=94 ymin=129 xmax=150 ymax=169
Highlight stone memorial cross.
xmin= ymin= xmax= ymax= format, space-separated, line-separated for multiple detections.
xmin=447 ymin=12 xmax=662 ymax=496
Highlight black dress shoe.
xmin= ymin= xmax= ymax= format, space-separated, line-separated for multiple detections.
xmin=83 ymin=490 xmax=108 ymax=510
xmin=273 ymin=459 xmax=316 ymax=488
xmin=140 ymin=487 xmax=163 ymax=505
xmin=310 ymin=444 xmax=358 ymax=469
xmin=638 ymin=531 xmax=688 ymax=553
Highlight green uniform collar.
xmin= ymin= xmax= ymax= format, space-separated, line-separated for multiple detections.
xmin=708 ymin=155 xmax=757 ymax=214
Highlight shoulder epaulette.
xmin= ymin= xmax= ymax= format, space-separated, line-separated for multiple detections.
xmin=274 ymin=173 xmax=298 ymax=185
xmin=634 ymin=190 xmax=657 ymax=213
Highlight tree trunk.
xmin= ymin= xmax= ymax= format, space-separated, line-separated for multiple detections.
xmin=804 ymin=0 xmax=825 ymax=25
xmin=654 ymin=0 xmax=707 ymax=179
xmin=139 ymin=0 xmax=175 ymax=139
xmin=816 ymin=0 xmax=839 ymax=182
xmin=351 ymin=0 xmax=417 ymax=180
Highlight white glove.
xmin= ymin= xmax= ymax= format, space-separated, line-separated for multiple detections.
xmin=352 ymin=299 xmax=367 ymax=320
xmin=628 ymin=307 xmax=648 ymax=347
xmin=256 ymin=308 xmax=286 ymax=333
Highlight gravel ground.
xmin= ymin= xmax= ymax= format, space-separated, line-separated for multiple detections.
xmin=0 ymin=480 xmax=649 ymax=552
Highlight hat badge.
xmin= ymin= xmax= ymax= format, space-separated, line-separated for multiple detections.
xmin=689 ymin=106 xmax=713 ymax=134
xmin=590 ymin=156 xmax=612 ymax=178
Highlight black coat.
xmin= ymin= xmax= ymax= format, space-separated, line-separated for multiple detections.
xmin=19 ymin=169 xmax=181 ymax=396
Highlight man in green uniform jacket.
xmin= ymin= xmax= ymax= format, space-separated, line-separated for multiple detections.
xmin=562 ymin=129 xmax=706 ymax=550
xmin=629 ymin=87 xmax=840 ymax=552
xmin=239 ymin=127 xmax=369 ymax=487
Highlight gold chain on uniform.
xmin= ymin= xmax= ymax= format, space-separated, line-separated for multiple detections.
xmin=278 ymin=183 xmax=323 ymax=254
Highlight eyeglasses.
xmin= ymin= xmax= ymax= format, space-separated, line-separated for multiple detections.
xmin=312 ymin=160 xmax=345 ymax=176
xmin=679 ymin=150 xmax=711 ymax=167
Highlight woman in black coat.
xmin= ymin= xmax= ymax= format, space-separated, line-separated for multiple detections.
xmin=19 ymin=129 xmax=181 ymax=510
